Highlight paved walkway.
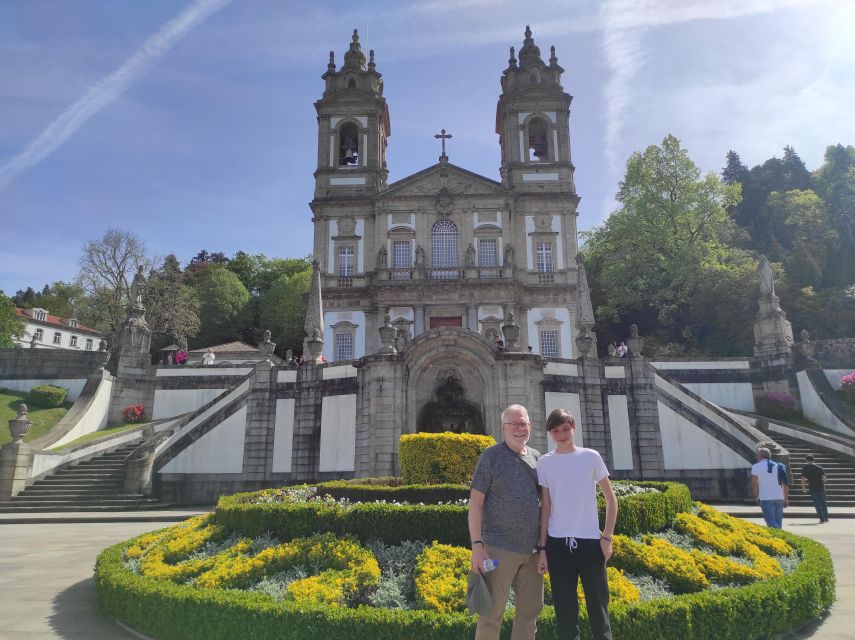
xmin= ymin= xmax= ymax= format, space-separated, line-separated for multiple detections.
xmin=0 ymin=511 xmax=851 ymax=639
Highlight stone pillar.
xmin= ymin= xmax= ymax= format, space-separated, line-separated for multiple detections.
xmin=625 ymin=357 xmax=665 ymax=479
xmin=0 ymin=406 xmax=34 ymax=501
xmin=240 ymin=363 xmax=277 ymax=490
xmin=414 ymin=305 xmax=425 ymax=336
xmin=354 ymin=356 xmax=403 ymax=477
xmin=466 ymin=304 xmax=477 ymax=331
xmin=577 ymin=358 xmax=611 ymax=469
xmin=291 ymin=364 xmax=322 ymax=482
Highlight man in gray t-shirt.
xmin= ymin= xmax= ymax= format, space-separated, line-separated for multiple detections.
xmin=468 ymin=404 xmax=543 ymax=640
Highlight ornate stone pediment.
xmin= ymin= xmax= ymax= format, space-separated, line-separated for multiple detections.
xmin=379 ymin=163 xmax=509 ymax=200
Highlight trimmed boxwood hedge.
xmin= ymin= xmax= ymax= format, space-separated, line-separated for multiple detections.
xmin=96 ymin=527 xmax=834 ymax=640
xmin=215 ymin=480 xmax=692 ymax=543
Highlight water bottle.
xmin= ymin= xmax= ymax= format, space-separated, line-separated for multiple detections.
xmin=482 ymin=558 xmax=499 ymax=572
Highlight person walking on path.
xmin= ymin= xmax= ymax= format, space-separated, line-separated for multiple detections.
xmin=751 ymin=447 xmax=789 ymax=528
xmin=468 ymin=404 xmax=543 ymax=640
xmin=801 ymin=454 xmax=829 ymax=523
xmin=536 ymin=408 xmax=618 ymax=640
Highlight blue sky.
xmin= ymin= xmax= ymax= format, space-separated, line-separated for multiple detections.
xmin=1 ymin=0 xmax=854 ymax=295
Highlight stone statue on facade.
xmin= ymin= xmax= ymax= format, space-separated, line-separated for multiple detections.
xmin=503 ymin=243 xmax=515 ymax=267
xmin=258 ymin=329 xmax=276 ymax=359
xmin=415 ymin=245 xmax=425 ymax=268
xmin=378 ymin=246 xmax=387 ymax=268
xmin=466 ymin=243 xmax=476 ymax=267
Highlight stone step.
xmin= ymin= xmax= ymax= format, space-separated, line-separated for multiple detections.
xmin=6 ymin=498 xmax=160 ymax=508
xmin=31 ymin=478 xmax=123 ymax=487
xmin=12 ymin=493 xmax=145 ymax=502
xmin=51 ymin=471 xmax=124 ymax=480
xmin=0 ymin=502 xmax=164 ymax=514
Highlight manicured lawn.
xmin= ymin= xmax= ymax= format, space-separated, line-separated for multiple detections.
xmin=51 ymin=422 xmax=147 ymax=451
xmin=0 ymin=389 xmax=71 ymax=446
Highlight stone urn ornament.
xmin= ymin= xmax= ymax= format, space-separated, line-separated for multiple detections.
xmin=8 ymin=405 xmax=33 ymax=445
xmin=378 ymin=313 xmax=398 ymax=354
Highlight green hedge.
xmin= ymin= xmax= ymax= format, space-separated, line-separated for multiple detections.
xmin=28 ymin=384 xmax=69 ymax=408
xmin=95 ymin=526 xmax=834 ymax=640
xmin=399 ymin=432 xmax=495 ymax=484
xmin=317 ymin=480 xmax=469 ymax=504
xmin=216 ymin=481 xmax=691 ymax=543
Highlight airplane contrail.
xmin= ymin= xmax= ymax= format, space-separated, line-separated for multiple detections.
xmin=0 ymin=0 xmax=232 ymax=192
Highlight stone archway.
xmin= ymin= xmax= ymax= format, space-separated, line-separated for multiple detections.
xmin=417 ymin=368 xmax=484 ymax=434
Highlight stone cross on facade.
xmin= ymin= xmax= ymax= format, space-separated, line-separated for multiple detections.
xmin=434 ymin=129 xmax=452 ymax=157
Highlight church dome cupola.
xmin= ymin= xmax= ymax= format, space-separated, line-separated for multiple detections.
xmin=518 ymin=25 xmax=542 ymax=68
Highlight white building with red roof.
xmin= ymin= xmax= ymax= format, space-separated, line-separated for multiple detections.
xmin=14 ymin=307 xmax=103 ymax=351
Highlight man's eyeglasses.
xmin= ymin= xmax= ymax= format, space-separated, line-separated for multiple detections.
xmin=503 ymin=421 xmax=530 ymax=429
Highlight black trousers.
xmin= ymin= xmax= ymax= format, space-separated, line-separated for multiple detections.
xmin=546 ymin=536 xmax=613 ymax=640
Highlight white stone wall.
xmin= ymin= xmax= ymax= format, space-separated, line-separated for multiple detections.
xmin=797 ymin=370 xmax=854 ymax=436
xmin=159 ymin=407 xmax=247 ymax=474
xmin=15 ymin=319 xmax=100 ymax=352
xmin=657 ymin=402 xmax=749 ymax=469
xmin=680 ymin=382 xmax=755 ymax=412
xmin=824 ymin=369 xmax=852 ymax=390
xmin=152 ymin=389 xmax=228 ymax=420
xmin=0 ymin=378 xmax=87 ymax=401
xmin=319 ymin=394 xmax=357 ymax=472
xmin=272 ymin=399 xmax=296 ymax=473
xmin=607 ymin=395 xmax=633 ymax=470
xmin=650 ymin=361 xmax=751 ymax=370
xmin=49 ymin=377 xmax=113 ymax=448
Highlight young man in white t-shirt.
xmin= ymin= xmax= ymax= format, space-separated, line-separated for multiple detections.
xmin=536 ymin=408 xmax=618 ymax=640
xmin=751 ymin=447 xmax=789 ymax=528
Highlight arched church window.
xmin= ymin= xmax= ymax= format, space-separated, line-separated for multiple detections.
xmin=528 ymin=117 xmax=548 ymax=161
xmin=346 ymin=75 xmax=357 ymax=88
xmin=431 ymin=219 xmax=459 ymax=272
xmin=339 ymin=122 xmax=359 ymax=166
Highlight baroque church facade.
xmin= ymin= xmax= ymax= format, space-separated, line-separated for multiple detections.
xmin=312 ymin=28 xmax=585 ymax=365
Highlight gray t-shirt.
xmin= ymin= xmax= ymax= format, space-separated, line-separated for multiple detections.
xmin=471 ymin=442 xmax=541 ymax=554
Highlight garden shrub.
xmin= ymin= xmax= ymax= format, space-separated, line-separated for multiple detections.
xmin=122 ymin=403 xmax=145 ymax=422
xmin=399 ymin=432 xmax=494 ymax=484
xmin=28 ymin=384 xmax=68 ymax=407
xmin=318 ymin=480 xmax=469 ymax=504
xmin=754 ymin=391 xmax=799 ymax=420
xmin=839 ymin=371 xmax=855 ymax=403
xmin=95 ymin=524 xmax=834 ymax=640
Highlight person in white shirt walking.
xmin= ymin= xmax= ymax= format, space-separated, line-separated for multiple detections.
xmin=536 ymin=408 xmax=618 ymax=640
xmin=201 ymin=348 xmax=216 ymax=366
xmin=751 ymin=447 xmax=789 ymax=528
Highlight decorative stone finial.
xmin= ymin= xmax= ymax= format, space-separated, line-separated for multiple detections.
xmin=519 ymin=24 xmax=542 ymax=67
xmin=378 ymin=312 xmax=397 ymax=354
xmin=352 ymin=28 xmax=359 ymax=44
xmin=368 ymin=49 xmax=376 ymax=71
xmin=343 ymin=28 xmax=366 ymax=69
xmin=508 ymin=46 xmax=517 ymax=68
xmin=627 ymin=324 xmax=644 ymax=357
xmin=327 ymin=50 xmax=335 ymax=71
xmin=550 ymin=45 xmax=558 ymax=66
xmin=524 ymin=25 xmax=533 ymax=43
xmin=8 ymin=404 xmax=32 ymax=445
xmin=502 ymin=312 xmax=521 ymax=352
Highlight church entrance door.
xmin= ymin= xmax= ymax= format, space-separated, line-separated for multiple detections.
xmin=430 ymin=316 xmax=462 ymax=329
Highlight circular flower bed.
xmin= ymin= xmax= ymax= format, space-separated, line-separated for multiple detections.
xmin=96 ymin=481 xmax=835 ymax=640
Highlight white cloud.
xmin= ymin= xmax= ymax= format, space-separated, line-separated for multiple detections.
xmin=0 ymin=0 xmax=231 ymax=192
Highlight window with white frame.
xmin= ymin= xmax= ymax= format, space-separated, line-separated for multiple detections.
xmin=34 ymin=310 xmax=47 ymax=321
xmin=338 ymin=246 xmax=355 ymax=276
xmin=540 ymin=330 xmax=560 ymax=358
xmin=33 ymin=328 xmax=43 ymax=341
xmin=392 ymin=240 xmax=410 ymax=269
xmin=53 ymin=331 xmax=62 ymax=345
xmin=70 ymin=335 xmax=78 ymax=348
xmin=431 ymin=220 xmax=459 ymax=268
xmin=536 ymin=242 xmax=554 ymax=273
xmin=478 ymin=239 xmax=498 ymax=267
xmin=85 ymin=338 xmax=93 ymax=350
xmin=334 ymin=332 xmax=354 ymax=361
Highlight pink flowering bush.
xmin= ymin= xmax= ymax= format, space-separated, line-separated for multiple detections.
xmin=122 ymin=403 xmax=145 ymax=423
xmin=840 ymin=372 xmax=855 ymax=404
xmin=755 ymin=392 xmax=798 ymax=420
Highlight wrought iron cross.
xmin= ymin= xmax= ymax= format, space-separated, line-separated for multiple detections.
xmin=434 ymin=128 xmax=452 ymax=156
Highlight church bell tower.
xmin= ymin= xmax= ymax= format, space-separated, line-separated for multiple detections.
xmin=313 ymin=29 xmax=391 ymax=198
xmin=496 ymin=26 xmax=576 ymax=194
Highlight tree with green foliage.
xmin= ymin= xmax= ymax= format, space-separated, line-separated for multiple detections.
xmin=144 ymin=255 xmax=201 ymax=343
xmin=722 ymin=150 xmax=750 ymax=186
xmin=814 ymin=144 xmax=855 ymax=287
xmin=258 ymin=267 xmax=312 ymax=355
xmin=0 ymin=290 xmax=25 ymax=347
xmin=763 ymin=190 xmax=838 ymax=288
xmin=194 ymin=266 xmax=251 ymax=346
xmin=584 ymin=134 xmax=752 ymax=355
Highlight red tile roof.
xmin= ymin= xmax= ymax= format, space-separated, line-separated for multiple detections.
xmin=190 ymin=341 xmax=259 ymax=354
xmin=16 ymin=308 xmax=102 ymax=336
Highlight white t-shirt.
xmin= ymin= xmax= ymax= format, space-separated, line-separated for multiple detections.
xmin=751 ymin=460 xmax=785 ymax=501
xmin=537 ymin=447 xmax=609 ymax=539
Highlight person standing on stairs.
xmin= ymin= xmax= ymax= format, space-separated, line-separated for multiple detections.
xmin=800 ymin=454 xmax=829 ymax=523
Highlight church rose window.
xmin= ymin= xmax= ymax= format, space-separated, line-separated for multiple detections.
xmin=478 ymin=239 xmax=498 ymax=267
xmin=431 ymin=220 xmax=459 ymax=272
xmin=528 ymin=117 xmax=548 ymax=161
xmin=338 ymin=246 xmax=354 ymax=276
xmin=334 ymin=332 xmax=354 ymax=361
xmin=536 ymin=242 xmax=554 ymax=273
xmin=392 ymin=241 xmax=410 ymax=269
xmin=339 ymin=122 xmax=359 ymax=166
xmin=540 ymin=330 xmax=559 ymax=358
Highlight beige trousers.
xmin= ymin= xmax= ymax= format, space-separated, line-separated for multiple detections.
xmin=474 ymin=544 xmax=544 ymax=640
